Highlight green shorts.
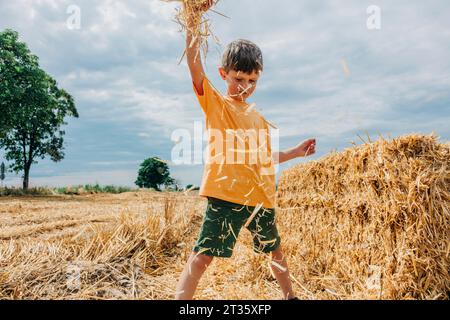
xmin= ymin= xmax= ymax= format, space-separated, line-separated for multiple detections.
xmin=193 ymin=197 xmax=281 ymax=258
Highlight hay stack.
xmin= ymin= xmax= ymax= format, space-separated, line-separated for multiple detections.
xmin=277 ymin=134 xmax=450 ymax=299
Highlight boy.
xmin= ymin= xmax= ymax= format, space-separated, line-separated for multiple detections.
xmin=175 ymin=0 xmax=316 ymax=300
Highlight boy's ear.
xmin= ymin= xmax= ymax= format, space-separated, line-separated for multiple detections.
xmin=218 ymin=67 xmax=227 ymax=80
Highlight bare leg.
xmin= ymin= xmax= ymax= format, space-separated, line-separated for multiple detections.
xmin=175 ymin=252 xmax=214 ymax=300
xmin=270 ymin=246 xmax=295 ymax=300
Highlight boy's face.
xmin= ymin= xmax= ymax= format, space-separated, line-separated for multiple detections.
xmin=218 ymin=67 xmax=261 ymax=102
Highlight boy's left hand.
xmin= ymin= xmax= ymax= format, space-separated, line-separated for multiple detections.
xmin=295 ymin=139 xmax=316 ymax=157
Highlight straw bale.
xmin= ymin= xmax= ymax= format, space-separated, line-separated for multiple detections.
xmin=277 ymin=134 xmax=450 ymax=299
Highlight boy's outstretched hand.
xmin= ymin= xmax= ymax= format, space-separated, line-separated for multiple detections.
xmin=295 ymin=139 xmax=316 ymax=157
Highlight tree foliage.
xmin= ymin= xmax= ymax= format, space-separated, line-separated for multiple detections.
xmin=135 ymin=157 xmax=174 ymax=191
xmin=0 ymin=29 xmax=78 ymax=189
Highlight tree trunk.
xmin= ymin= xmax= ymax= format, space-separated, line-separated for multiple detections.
xmin=23 ymin=164 xmax=30 ymax=190
xmin=23 ymin=134 xmax=34 ymax=191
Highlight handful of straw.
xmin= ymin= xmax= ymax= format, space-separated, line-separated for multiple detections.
xmin=162 ymin=0 xmax=226 ymax=63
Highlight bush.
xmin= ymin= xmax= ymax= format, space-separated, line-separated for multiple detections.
xmin=0 ymin=184 xmax=137 ymax=196
xmin=54 ymin=184 xmax=134 ymax=195
xmin=0 ymin=186 xmax=53 ymax=196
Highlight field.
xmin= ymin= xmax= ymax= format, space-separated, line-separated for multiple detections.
xmin=1 ymin=135 xmax=448 ymax=300
xmin=0 ymin=191 xmax=309 ymax=300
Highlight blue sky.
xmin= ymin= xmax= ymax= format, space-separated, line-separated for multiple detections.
xmin=1 ymin=0 xmax=449 ymax=188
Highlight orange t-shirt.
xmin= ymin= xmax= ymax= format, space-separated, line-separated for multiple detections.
xmin=193 ymin=77 xmax=276 ymax=208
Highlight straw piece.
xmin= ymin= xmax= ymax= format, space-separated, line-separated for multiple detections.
xmin=214 ymin=176 xmax=228 ymax=182
xmin=244 ymin=187 xmax=255 ymax=198
xmin=271 ymin=260 xmax=287 ymax=273
xmin=244 ymin=203 xmax=263 ymax=228
xmin=246 ymin=103 xmax=256 ymax=113
xmin=259 ymin=238 xmax=277 ymax=245
xmin=228 ymin=224 xmax=237 ymax=240
xmin=229 ymin=179 xmax=237 ymax=190
xmin=163 ymin=0 xmax=224 ymax=63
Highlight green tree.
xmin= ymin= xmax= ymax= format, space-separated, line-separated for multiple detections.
xmin=0 ymin=29 xmax=34 ymax=138
xmin=135 ymin=157 xmax=173 ymax=191
xmin=0 ymin=29 xmax=79 ymax=190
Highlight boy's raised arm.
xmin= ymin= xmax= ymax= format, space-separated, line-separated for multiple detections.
xmin=184 ymin=1 xmax=214 ymax=96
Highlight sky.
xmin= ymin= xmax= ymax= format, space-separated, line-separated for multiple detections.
xmin=1 ymin=0 xmax=449 ymax=188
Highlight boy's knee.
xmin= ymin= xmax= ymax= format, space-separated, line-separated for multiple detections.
xmin=192 ymin=253 xmax=214 ymax=269
xmin=197 ymin=253 xmax=214 ymax=264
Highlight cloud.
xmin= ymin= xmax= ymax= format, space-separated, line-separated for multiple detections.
xmin=1 ymin=0 xmax=449 ymax=188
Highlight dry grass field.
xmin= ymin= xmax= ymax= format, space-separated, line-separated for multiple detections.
xmin=0 ymin=134 xmax=448 ymax=300
xmin=0 ymin=191 xmax=302 ymax=300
